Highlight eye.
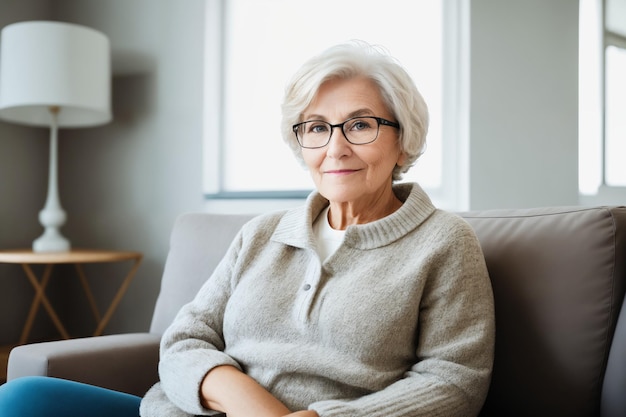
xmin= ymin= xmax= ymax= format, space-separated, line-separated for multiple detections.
xmin=307 ymin=122 xmax=329 ymax=134
xmin=347 ymin=118 xmax=373 ymax=131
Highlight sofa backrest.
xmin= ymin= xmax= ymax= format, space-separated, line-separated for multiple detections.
xmin=150 ymin=206 xmax=626 ymax=417
xmin=464 ymin=206 xmax=626 ymax=417
xmin=150 ymin=212 xmax=254 ymax=334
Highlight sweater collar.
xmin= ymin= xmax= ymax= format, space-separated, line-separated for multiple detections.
xmin=271 ymin=183 xmax=436 ymax=250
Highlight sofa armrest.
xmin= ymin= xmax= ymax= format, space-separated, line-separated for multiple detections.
xmin=7 ymin=333 xmax=161 ymax=397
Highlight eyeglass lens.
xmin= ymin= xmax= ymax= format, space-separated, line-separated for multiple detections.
xmin=295 ymin=117 xmax=380 ymax=148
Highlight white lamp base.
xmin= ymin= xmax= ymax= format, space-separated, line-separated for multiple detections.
xmin=33 ymin=207 xmax=70 ymax=252
xmin=32 ymin=107 xmax=71 ymax=253
xmin=33 ymin=230 xmax=71 ymax=252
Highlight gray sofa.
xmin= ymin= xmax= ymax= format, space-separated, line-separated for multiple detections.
xmin=7 ymin=206 xmax=626 ymax=417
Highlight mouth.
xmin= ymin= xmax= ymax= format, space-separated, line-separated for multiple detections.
xmin=324 ymin=169 xmax=360 ymax=175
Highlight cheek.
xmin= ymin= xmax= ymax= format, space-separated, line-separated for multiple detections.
xmin=361 ymin=146 xmax=398 ymax=171
xmin=302 ymin=149 xmax=323 ymax=172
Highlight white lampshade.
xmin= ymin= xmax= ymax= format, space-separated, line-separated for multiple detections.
xmin=0 ymin=21 xmax=111 ymax=252
xmin=0 ymin=20 xmax=111 ymax=127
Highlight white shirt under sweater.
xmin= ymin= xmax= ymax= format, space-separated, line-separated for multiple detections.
xmin=141 ymin=183 xmax=495 ymax=417
xmin=312 ymin=206 xmax=345 ymax=262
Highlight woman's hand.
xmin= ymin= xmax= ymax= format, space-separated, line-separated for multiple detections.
xmin=200 ymin=365 xmax=319 ymax=417
xmin=200 ymin=365 xmax=291 ymax=417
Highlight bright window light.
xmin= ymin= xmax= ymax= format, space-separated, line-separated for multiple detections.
xmin=215 ymin=0 xmax=443 ymax=195
xmin=605 ymin=45 xmax=626 ymax=186
xmin=578 ymin=0 xmax=603 ymax=195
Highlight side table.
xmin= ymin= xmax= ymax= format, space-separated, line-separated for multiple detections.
xmin=0 ymin=249 xmax=143 ymax=344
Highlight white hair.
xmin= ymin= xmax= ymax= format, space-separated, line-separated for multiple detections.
xmin=281 ymin=40 xmax=429 ymax=181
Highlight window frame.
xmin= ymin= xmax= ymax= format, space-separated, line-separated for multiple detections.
xmin=580 ymin=0 xmax=626 ymax=203
xmin=602 ymin=0 xmax=626 ymax=187
xmin=202 ymin=0 xmax=470 ymax=210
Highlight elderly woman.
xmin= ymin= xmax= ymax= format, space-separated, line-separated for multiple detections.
xmin=0 ymin=41 xmax=495 ymax=417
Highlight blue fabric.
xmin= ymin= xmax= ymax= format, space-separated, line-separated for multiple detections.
xmin=0 ymin=376 xmax=141 ymax=417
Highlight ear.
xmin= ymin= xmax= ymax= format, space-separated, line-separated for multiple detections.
xmin=396 ymin=151 xmax=407 ymax=167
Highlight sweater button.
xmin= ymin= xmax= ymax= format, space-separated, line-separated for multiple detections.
xmin=303 ymin=284 xmax=311 ymax=291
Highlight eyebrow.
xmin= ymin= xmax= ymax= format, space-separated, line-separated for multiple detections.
xmin=302 ymin=108 xmax=376 ymax=122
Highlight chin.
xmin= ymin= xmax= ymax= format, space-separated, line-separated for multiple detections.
xmin=319 ymin=188 xmax=361 ymax=204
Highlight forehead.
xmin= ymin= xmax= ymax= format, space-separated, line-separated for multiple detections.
xmin=304 ymin=76 xmax=390 ymax=119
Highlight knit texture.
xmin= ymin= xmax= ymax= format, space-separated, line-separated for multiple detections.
xmin=141 ymin=183 xmax=495 ymax=417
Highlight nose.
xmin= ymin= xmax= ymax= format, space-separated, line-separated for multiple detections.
xmin=326 ymin=126 xmax=351 ymax=158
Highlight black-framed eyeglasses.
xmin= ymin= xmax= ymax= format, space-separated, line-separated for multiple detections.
xmin=292 ymin=116 xmax=400 ymax=149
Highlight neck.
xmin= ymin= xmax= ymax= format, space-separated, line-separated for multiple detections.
xmin=327 ymin=188 xmax=403 ymax=230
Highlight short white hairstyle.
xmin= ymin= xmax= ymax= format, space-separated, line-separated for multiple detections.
xmin=281 ymin=40 xmax=429 ymax=181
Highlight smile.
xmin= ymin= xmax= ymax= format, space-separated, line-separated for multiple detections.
xmin=324 ymin=169 xmax=360 ymax=175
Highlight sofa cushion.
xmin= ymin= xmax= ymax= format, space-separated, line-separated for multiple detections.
xmin=149 ymin=213 xmax=253 ymax=334
xmin=462 ymin=206 xmax=626 ymax=417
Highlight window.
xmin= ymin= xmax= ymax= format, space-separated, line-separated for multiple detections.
xmin=579 ymin=0 xmax=626 ymax=194
xmin=204 ymin=0 xmax=466 ymax=209
xmin=605 ymin=45 xmax=626 ymax=186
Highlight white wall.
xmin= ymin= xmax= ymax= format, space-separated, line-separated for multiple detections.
xmin=0 ymin=0 xmax=61 ymax=345
xmin=0 ymin=0 xmax=208 ymax=344
xmin=468 ymin=0 xmax=580 ymax=209
xmin=50 ymin=0 xmax=208 ymax=334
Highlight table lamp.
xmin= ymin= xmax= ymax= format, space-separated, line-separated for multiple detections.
xmin=0 ymin=21 xmax=111 ymax=252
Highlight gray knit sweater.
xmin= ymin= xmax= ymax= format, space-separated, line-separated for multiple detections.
xmin=140 ymin=183 xmax=495 ymax=417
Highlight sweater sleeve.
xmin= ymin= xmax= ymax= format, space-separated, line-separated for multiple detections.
xmin=157 ymin=230 xmax=245 ymax=416
xmin=309 ymin=221 xmax=496 ymax=417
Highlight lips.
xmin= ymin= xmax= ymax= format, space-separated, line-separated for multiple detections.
xmin=324 ymin=169 xmax=361 ymax=174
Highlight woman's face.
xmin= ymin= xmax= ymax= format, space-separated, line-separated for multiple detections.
xmin=301 ymin=76 xmax=406 ymax=205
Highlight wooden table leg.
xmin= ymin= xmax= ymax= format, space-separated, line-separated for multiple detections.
xmin=19 ymin=264 xmax=52 ymax=344
xmin=75 ymin=263 xmax=102 ymax=323
xmin=93 ymin=256 xmax=143 ymax=336
xmin=20 ymin=264 xmax=70 ymax=343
